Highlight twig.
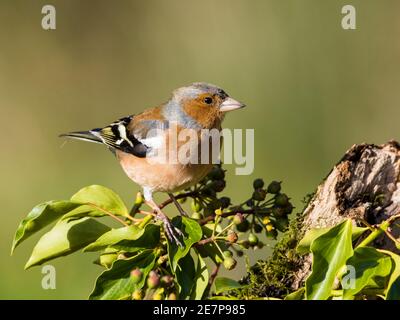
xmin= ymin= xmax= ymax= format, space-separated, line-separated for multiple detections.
xmin=87 ymin=203 xmax=129 ymax=227
xmin=199 ymin=209 xmax=255 ymax=225
xmin=208 ymin=263 xmax=221 ymax=288
xmin=158 ymin=191 xmax=198 ymax=210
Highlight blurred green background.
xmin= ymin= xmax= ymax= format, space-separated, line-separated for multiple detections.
xmin=1 ymin=0 xmax=400 ymax=299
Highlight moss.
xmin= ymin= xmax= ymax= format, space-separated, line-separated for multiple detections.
xmin=233 ymin=193 xmax=314 ymax=299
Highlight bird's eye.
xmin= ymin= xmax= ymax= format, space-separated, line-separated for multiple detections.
xmin=204 ymin=97 xmax=213 ymax=104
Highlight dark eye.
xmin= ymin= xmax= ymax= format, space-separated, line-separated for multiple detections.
xmin=204 ymin=97 xmax=213 ymax=104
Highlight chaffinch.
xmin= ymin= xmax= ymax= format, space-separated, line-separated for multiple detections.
xmin=60 ymin=82 xmax=245 ymax=245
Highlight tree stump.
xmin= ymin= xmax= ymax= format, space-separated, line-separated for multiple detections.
xmin=240 ymin=141 xmax=400 ymax=297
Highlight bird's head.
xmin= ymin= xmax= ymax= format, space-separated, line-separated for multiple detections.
xmin=168 ymin=82 xmax=245 ymax=128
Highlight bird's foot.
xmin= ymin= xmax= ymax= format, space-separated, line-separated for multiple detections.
xmin=155 ymin=212 xmax=184 ymax=248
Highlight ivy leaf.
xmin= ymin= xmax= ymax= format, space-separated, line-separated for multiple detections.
xmin=215 ymin=277 xmax=242 ymax=294
xmin=190 ymin=254 xmax=209 ymax=300
xmin=11 ymin=200 xmax=82 ymax=254
xmin=208 ymin=296 xmax=239 ymax=300
xmin=25 ymin=217 xmax=110 ymax=269
xmin=305 ymin=219 xmax=354 ymax=300
xmin=175 ymin=254 xmax=196 ymax=299
xmin=84 ymin=225 xmax=145 ymax=252
xmin=196 ymin=223 xmax=227 ymax=264
xmin=297 ymin=225 xmax=368 ymax=254
xmin=68 ymin=185 xmax=128 ymax=218
xmin=110 ymin=224 xmax=160 ymax=253
xmin=378 ymin=249 xmax=400 ymax=300
xmin=167 ymin=217 xmax=202 ymax=272
xmin=342 ymin=246 xmax=392 ymax=299
xmin=90 ymin=250 xmax=156 ymax=300
xmin=284 ymin=288 xmax=305 ymax=300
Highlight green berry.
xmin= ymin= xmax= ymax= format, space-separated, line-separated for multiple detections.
xmin=252 ymin=189 xmax=266 ymax=201
xmin=275 ymin=193 xmax=289 ymax=207
xmin=223 ymin=257 xmax=237 ymax=270
xmin=267 ymin=181 xmax=281 ymax=194
xmin=147 ymin=271 xmax=160 ymax=289
xmin=272 ymin=207 xmax=286 ymax=217
xmin=248 ymin=233 xmax=258 ymax=246
xmin=236 ymin=219 xmax=250 ymax=232
xmin=223 ymin=250 xmax=233 ymax=258
xmin=253 ymin=178 xmax=264 ymax=189
xmin=210 ymin=180 xmax=226 ymax=192
xmin=208 ymin=166 xmax=225 ymax=180
xmin=130 ymin=268 xmax=143 ymax=284
xmin=233 ymin=213 xmax=244 ymax=225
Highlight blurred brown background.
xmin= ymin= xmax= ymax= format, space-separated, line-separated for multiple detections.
xmin=1 ymin=0 xmax=400 ymax=298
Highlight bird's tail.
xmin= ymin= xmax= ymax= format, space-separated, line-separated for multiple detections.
xmin=59 ymin=130 xmax=103 ymax=144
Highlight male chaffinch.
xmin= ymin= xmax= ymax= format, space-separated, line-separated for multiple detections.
xmin=60 ymin=82 xmax=245 ymax=245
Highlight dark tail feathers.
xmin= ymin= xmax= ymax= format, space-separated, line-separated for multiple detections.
xmin=59 ymin=130 xmax=102 ymax=144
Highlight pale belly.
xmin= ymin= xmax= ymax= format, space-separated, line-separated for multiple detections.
xmin=117 ymin=151 xmax=213 ymax=192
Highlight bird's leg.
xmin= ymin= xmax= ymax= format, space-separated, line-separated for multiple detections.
xmin=142 ymin=188 xmax=184 ymax=247
xmin=168 ymin=193 xmax=188 ymax=217
xmin=146 ymin=199 xmax=184 ymax=247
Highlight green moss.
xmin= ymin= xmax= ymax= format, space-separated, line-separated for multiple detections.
xmin=233 ymin=193 xmax=314 ymax=299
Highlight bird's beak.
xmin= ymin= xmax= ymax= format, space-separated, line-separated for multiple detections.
xmin=219 ymin=97 xmax=246 ymax=113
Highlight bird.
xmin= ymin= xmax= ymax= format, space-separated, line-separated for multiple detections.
xmin=60 ymin=82 xmax=245 ymax=246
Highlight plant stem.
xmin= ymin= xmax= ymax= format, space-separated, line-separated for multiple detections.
xmin=87 ymin=203 xmax=129 ymax=227
xmin=358 ymin=219 xmax=391 ymax=247
xmin=138 ymin=214 xmax=153 ymax=229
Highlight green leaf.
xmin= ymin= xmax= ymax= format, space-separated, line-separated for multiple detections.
xmin=90 ymin=250 xmax=156 ymax=300
xmin=25 ymin=217 xmax=110 ymax=269
xmin=196 ymin=223 xmax=227 ymax=264
xmin=167 ymin=217 xmax=202 ymax=272
xmin=208 ymin=296 xmax=239 ymax=300
xmin=190 ymin=254 xmax=209 ymax=300
xmin=110 ymin=224 xmax=160 ymax=252
xmin=69 ymin=185 xmax=128 ymax=217
xmin=215 ymin=277 xmax=242 ymax=294
xmin=305 ymin=219 xmax=354 ymax=300
xmin=297 ymin=225 xmax=368 ymax=254
xmin=11 ymin=200 xmax=82 ymax=253
xmin=342 ymin=246 xmax=392 ymax=299
xmin=285 ymin=288 xmax=305 ymax=300
xmin=84 ymin=225 xmax=144 ymax=252
xmin=378 ymin=249 xmax=400 ymax=300
xmin=175 ymin=254 xmax=196 ymax=299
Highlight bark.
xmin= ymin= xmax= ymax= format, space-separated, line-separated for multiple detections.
xmin=290 ymin=141 xmax=400 ymax=290
xmin=240 ymin=141 xmax=400 ymax=297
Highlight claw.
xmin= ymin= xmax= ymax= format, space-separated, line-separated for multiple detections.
xmin=156 ymin=213 xmax=184 ymax=248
